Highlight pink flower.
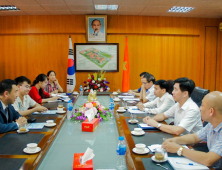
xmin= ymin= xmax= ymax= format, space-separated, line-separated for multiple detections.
xmin=85 ymin=103 xmax=93 ymax=109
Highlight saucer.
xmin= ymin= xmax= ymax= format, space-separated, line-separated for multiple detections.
xmin=23 ymin=147 xmax=41 ymax=154
xmin=151 ymin=155 xmax=168 ymax=163
xmin=132 ymin=148 xmax=149 ymax=154
xmin=112 ymin=92 xmax=118 ymax=95
xmin=117 ymin=109 xmax=126 ymax=112
xmin=113 ymin=98 xmax=120 ymax=102
xmin=57 ymin=110 xmax=66 ymax=114
xmin=127 ymin=101 xmax=135 ymax=104
xmin=73 ymin=92 xmax=79 ymax=95
xmin=131 ymin=131 xmax=145 ymax=136
xmin=17 ymin=129 xmax=29 ymax=133
xmin=128 ymin=120 xmax=139 ymax=124
xmin=45 ymin=123 xmax=56 ymax=127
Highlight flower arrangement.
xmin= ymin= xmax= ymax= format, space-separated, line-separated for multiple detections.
xmin=83 ymin=70 xmax=110 ymax=92
xmin=70 ymin=100 xmax=112 ymax=122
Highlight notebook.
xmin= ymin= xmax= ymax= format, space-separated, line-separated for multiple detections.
xmin=168 ymin=157 xmax=209 ymax=170
xmin=138 ymin=123 xmax=158 ymax=130
xmin=26 ymin=123 xmax=45 ymax=129
xmin=33 ymin=110 xmax=57 ymax=115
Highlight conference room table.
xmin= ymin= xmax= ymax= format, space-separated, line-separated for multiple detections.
xmin=0 ymin=93 xmax=212 ymax=170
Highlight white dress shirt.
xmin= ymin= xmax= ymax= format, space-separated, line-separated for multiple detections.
xmin=145 ymin=85 xmax=156 ymax=101
xmin=12 ymin=95 xmax=36 ymax=112
xmin=89 ymin=31 xmax=104 ymax=38
xmin=143 ymin=92 xmax=175 ymax=114
xmin=164 ymin=97 xmax=203 ymax=135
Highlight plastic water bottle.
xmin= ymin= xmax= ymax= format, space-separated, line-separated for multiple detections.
xmin=110 ymin=98 xmax=115 ymax=110
xmin=79 ymin=85 xmax=83 ymax=96
xmin=116 ymin=136 xmax=126 ymax=170
xmin=67 ymin=100 xmax=73 ymax=120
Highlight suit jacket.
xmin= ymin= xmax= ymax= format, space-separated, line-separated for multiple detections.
xmin=0 ymin=101 xmax=21 ymax=133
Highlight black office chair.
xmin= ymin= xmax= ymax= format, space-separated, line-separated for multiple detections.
xmin=191 ymin=87 xmax=210 ymax=127
xmin=191 ymin=87 xmax=210 ymax=108
xmin=167 ymin=79 xmax=174 ymax=95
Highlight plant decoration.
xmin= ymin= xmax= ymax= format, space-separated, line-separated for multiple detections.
xmin=83 ymin=70 xmax=110 ymax=92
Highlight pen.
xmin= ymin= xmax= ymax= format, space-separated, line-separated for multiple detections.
xmin=176 ymin=162 xmax=197 ymax=166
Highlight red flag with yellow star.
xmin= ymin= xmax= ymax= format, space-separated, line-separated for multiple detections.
xmin=122 ymin=36 xmax=130 ymax=92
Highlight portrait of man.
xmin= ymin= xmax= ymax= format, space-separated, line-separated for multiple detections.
xmin=86 ymin=15 xmax=107 ymax=43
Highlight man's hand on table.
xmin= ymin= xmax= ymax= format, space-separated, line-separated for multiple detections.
xmin=143 ymin=116 xmax=152 ymax=124
xmin=16 ymin=117 xmax=27 ymax=126
xmin=162 ymin=140 xmax=181 ymax=153
xmin=137 ymin=102 xmax=144 ymax=111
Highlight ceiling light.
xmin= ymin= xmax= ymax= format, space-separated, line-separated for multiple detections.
xmin=168 ymin=6 xmax=194 ymax=13
xmin=0 ymin=5 xmax=20 ymax=11
xmin=95 ymin=5 xmax=118 ymax=10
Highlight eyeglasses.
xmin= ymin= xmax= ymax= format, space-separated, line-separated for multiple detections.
xmin=24 ymin=85 xmax=31 ymax=89
xmin=142 ymin=82 xmax=148 ymax=85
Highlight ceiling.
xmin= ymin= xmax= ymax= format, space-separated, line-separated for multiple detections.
xmin=0 ymin=0 xmax=222 ymax=18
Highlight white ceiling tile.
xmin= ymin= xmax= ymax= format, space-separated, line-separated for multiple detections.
xmin=16 ymin=5 xmax=44 ymax=11
xmin=120 ymin=0 xmax=150 ymax=6
xmin=71 ymin=10 xmax=94 ymax=14
xmin=1 ymin=10 xmax=28 ymax=15
xmin=64 ymin=0 xmax=93 ymax=5
xmin=48 ymin=10 xmax=72 ymax=15
xmin=68 ymin=5 xmax=94 ymax=11
xmin=93 ymin=0 xmax=121 ymax=5
xmin=41 ymin=4 xmax=69 ymax=11
xmin=95 ymin=10 xmax=117 ymax=14
xmin=25 ymin=10 xmax=50 ymax=15
xmin=0 ymin=0 xmax=12 ymax=5
xmin=175 ymin=0 xmax=210 ymax=8
xmin=7 ymin=0 xmax=38 ymax=5
xmin=118 ymin=11 xmax=140 ymax=15
xmin=140 ymin=11 xmax=164 ymax=16
xmin=148 ymin=0 xmax=179 ymax=6
xmin=118 ymin=5 xmax=145 ymax=12
xmin=36 ymin=0 xmax=66 ymax=5
xmin=143 ymin=6 xmax=170 ymax=12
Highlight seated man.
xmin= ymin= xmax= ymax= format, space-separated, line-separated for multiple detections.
xmin=140 ymin=73 xmax=156 ymax=103
xmin=13 ymin=76 xmax=47 ymax=116
xmin=129 ymin=72 xmax=149 ymax=97
xmin=162 ymin=91 xmax=222 ymax=169
xmin=143 ymin=77 xmax=203 ymax=135
xmin=0 ymin=79 xmax=27 ymax=133
xmin=137 ymin=79 xmax=175 ymax=114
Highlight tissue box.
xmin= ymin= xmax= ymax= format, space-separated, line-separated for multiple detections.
xmin=82 ymin=118 xmax=99 ymax=132
xmin=73 ymin=153 xmax=93 ymax=170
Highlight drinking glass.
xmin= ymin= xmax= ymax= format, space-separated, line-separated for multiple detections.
xmin=155 ymin=147 xmax=165 ymax=161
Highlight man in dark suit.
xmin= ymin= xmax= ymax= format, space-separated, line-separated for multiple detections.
xmin=0 ymin=79 xmax=27 ymax=133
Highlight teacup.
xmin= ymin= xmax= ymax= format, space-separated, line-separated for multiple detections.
xmin=27 ymin=143 xmax=37 ymax=152
xmin=19 ymin=125 xmax=27 ymax=132
xmin=118 ymin=107 xmax=125 ymax=111
xmin=155 ymin=147 xmax=165 ymax=161
xmin=114 ymin=97 xmax=119 ymax=101
xmin=113 ymin=91 xmax=118 ymax=95
xmin=58 ymin=102 xmax=64 ymax=111
xmin=46 ymin=120 xmax=54 ymax=125
xmin=135 ymin=143 xmax=146 ymax=153
xmin=134 ymin=128 xmax=143 ymax=134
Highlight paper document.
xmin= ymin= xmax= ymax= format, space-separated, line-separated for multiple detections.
xmin=123 ymin=98 xmax=140 ymax=101
xmin=118 ymin=95 xmax=134 ymax=98
xmin=26 ymin=123 xmax=45 ymax=129
xmin=127 ymin=106 xmax=138 ymax=109
xmin=33 ymin=110 xmax=57 ymax=115
xmin=168 ymin=157 xmax=209 ymax=170
xmin=128 ymin=109 xmax=148 ymax=114
xmin=148 ymin=145 xmax=189 ymax=153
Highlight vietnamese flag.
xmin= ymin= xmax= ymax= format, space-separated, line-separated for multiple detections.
xmin=122 ymin=36 xmax=130 ymax=92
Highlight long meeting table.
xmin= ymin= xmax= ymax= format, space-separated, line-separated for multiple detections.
xmin=0 ymin=93 xmax=212 ymax=170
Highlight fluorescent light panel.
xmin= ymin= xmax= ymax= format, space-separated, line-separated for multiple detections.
xmin=95 ymin=5 xmax=118 ymax=10
xmin=168 ymin=6 xmax=194 ymax=13
xmin=0 ymin=5 xmax=20 ymax=11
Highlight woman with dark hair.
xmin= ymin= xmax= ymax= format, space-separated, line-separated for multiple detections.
xmin=29 ymin=74 xmax=59 ymax=103
xmin=45 ymin=70 xmax=63 ymax=94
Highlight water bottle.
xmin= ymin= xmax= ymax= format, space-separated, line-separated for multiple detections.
xmin=79 ymin=85 xmax=83 ymax=96
xmin=110 ymin=98 xmax=115 ymax=110
xmin=116 ymin=136 xmax=126 ymax=170
xmin=67 ymin=100 xmax=73 ymax=120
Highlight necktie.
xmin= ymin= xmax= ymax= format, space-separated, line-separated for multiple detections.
xmin=4 ymin=107 xmax=8 ymax=121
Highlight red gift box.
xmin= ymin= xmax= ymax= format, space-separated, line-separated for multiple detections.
xmin=73 ymin=153 xmax=93 ymax=170
xmin=82 ymin=118 xmax=99 ymax=132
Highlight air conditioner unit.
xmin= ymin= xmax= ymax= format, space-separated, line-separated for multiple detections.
xmin=220 ymin=22 xmax=222 ymax=31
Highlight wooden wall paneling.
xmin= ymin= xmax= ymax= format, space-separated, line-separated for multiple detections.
xmin=204 ymin=26 xmax=218 ymax=92
xmin=216 ymin=29 xmax=222 ymax=91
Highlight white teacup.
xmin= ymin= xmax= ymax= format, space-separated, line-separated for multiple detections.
xmin=134 ymin=128 xmax=143 ymax=133
xmin=113 ymin=91 xmax=118 ymax=95
xmin=114 ymin=97 xmax=119 ymax=100
xmin=118 ymin=107 xmax=125 ymax=111
xmin=46 ymin=120 xmax=54 ymax=125
xmin=135 ymin=143 xmax=146 ymax=153
xmin=27 ymin=143 xmax=37 ymax=152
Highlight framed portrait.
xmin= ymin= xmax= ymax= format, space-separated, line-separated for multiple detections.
xmin=86 ymin=15 xmax=107 ymax=43
xmin=74 ymin=43 xmax=119 ymax=72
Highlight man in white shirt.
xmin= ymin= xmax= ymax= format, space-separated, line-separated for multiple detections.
xmin=12 ymin=76 xmax=47 ymax=116
xmin=143 ymin=77 xmax=203 ymax=135
xmin=89 ymin=19 xmax=104 ymax=39
xmin=140 ymin=73 xmax=156 ymax=103
xmin=137 ymin=79 xmax=175 ymax=114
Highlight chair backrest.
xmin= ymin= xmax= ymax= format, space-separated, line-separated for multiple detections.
xmin=167 ymin=79 xmax=174 ymax=95
xmin=191 ymin=87 xmax=210 ymax=107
